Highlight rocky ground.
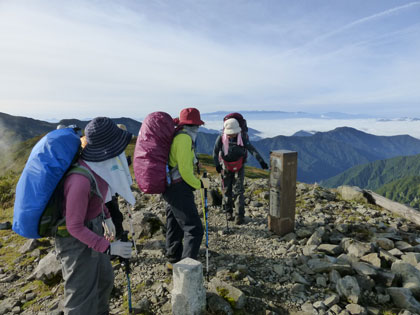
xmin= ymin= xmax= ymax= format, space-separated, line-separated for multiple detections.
xmin=1 ymin=177 xmax=420 ymax=314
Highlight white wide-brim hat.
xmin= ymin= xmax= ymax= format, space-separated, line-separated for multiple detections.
xmin=224 ymin=118 xmax=241 ymax=135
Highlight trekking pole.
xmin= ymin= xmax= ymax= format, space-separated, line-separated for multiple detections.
xmin=120 ymin=231 xmax=133 ymax=314
xmin=127 ymin=206 xmax=138 ymax=257
xmin=200 ymin=172 xmax=209 ymax=281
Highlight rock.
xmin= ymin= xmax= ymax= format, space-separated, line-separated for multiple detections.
xmin=336 ymin=276 xmax=361 ymax=304
xmin=337 ymin=186 xmax=367 ymax=203
xmin=328 ymin=304 xmax=343 ymax=314
xmin=373 ymin=269 xmax=396 ymax=287
xmin=292 ymin=271 xmax=310 ymax=285
xmin=387 ymin=287 xmax=420 ymax=313
xmin=306 ymin=227 xmax=325 ymax=246
xmin=273 ymin=264 xmax=285 ymax=276
xmin=133 ymin=297 xmax=151 ymax=314
xmin=206 ymin=292 xmax=233 ymax=315
xmin=329 ymin=270 xmax=341 ymax=284
xmin=301 ymin=301 xmax=316 ymax=313
xmin=323 ymin=294 xmax=339 ymax=308
xmin=29 ymin=251 xmax=62 ymax=282
xmin=388 ymin=248 xmax=404 ymax=257
xmin=0 ymin=298 xmax=17 ymax=314
xmin=0 ymin=221 xmax=12 ymax=230
xmin=209 ymin=278 xmax=246 ymax=310
xmin=375 ymin=238 xmax=394 ymax=251
xmin=317 ymin=244 xmax=342 ymax=256
xmin=351 ymin=261 xmax=377 ymax=277
xmin=345 ymin=304 xmax=367 ymax=315
xmin=379 ymin=249 xmax=398 ymax=264
xmin=360 ymin=253 xmax=381 ymax=268
xmin=19 ymin=239 xmax=40 ymax=254
xmin=395 ymin=241 xmax=413 ymax=252
xmin=401 ymin=253 xmax=420 ymax=267
xmin=131 ymin=212 xmax=164 ymax=238
xmin=341 ymin=239 xmax=374 ymax=258
xmin=0 ymin=274 xmax=16 ymax=283
xmin=391 ymin=261 xmax=420 ymax=297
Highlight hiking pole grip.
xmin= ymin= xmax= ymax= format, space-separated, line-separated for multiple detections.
xmin=120 ymin=231 xmax=131 ymax=274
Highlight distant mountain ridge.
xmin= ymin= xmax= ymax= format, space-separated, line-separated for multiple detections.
xmin=0 ymin=112 xmax=142 ymax=141
xmin=197 ymin=126 xmax=420 ymax=183
xmin=201 ymin=110 xmax=374 ymax=120
xmin=3 ymin=112 xmax=420 ymax=184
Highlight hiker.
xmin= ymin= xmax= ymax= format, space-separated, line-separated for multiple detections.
xmin=104 ymin=123 xmax=132 ymax=240
xmin=55 ymin=117 xmax=134 ymax=315
xmin=213 ymin=116 xmax=268 ymax=225
xmin=163 ymin=108 xmax=209 ymax=269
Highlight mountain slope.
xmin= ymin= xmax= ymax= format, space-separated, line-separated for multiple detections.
xmin=376 ymin=176 xmax=420 ymax=209
xmin=321 ymin=154 xmax=420 ymax=190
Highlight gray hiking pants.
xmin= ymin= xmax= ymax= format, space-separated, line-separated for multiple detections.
xmin=55 ymin=216 xmax=114 ymax=315
xmin=222 ymin=167 xmax=245 ymax=217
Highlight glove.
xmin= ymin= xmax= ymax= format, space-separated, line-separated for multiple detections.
xmin=260 ymin=161 xmax=269 ymax=170
xmin=201 ymin=177 xmax=210 ymax=189
xmin=109 ymin=240 xmax=132 ymax=259
xmin=103 ymin=218 xmax=116 ymax=241
xmin=216 ymin=165 xmax=222 ymax=174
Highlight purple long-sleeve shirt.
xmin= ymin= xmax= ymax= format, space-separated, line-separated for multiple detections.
xmin=63 ymin=159 xmax=111 ymax=253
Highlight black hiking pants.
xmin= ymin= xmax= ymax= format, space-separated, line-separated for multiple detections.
xmin=105 ymin=196 xmax=124 ymax=239
xmin=163 ymin=181 xmax=204 ymax=263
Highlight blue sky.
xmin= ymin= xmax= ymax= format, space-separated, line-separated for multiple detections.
xmin=0 ymin=0 xmax=419 ymax=120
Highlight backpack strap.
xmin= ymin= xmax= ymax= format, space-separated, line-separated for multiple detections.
xmin=168 ymin=130 xmax=197 ymax=183
xmin=66 ymin=164 xmax=103 ymax=201
xmin=54 ymin=165 xmax=104 ymax=237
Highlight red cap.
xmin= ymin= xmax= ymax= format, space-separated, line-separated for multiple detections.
xmin=178 ymin=108 xmax=204 ymax=126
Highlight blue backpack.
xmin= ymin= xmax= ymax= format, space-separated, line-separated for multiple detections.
xmin=13 ymin=128 xmax=99 ymax=239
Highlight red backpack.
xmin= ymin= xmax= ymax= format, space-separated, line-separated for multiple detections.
xmin=221 ymin=113 xmax=249 ymax=172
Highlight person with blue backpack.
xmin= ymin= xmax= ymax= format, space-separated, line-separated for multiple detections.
xmin=163 ymin=108 xmax=209 ymax=271
xmin=54 ymin=117 xmax=134 ymax=315
xmin=213 ymin=114 xmax=268 ymax=225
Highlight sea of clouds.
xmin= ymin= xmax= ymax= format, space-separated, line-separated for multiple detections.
xmin=203 ymin=118 xmax=420 ymax=139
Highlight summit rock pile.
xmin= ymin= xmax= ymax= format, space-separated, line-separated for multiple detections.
xmin=1 ymin=178 xmax=420 ymax=315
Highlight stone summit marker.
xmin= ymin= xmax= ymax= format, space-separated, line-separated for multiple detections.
xmin=172 ymin=258 xmax=206 ymax=315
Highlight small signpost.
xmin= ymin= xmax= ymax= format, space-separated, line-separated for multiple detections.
xmin=268 ymin=150 xmax=298 ymax=236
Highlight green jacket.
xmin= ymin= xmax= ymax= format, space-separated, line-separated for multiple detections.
xmin=168 ymin=133 xmax=201 ymax=190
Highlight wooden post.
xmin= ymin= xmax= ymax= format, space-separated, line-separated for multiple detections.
xmin=268 ymin=150 xmax=297 ymax=236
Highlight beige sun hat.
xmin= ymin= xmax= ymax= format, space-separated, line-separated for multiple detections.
xmin=224 ymin=118 xmax=241 ymax=135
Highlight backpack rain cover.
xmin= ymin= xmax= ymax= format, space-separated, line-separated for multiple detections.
xmin=13 ymin=128 xmax=81 ymax=238
xmin=133 ymin=112 xmax=175 ymax=194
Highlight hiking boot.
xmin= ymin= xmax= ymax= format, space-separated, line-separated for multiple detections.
xmin=166 ymin=262 xmax=174 ymax=274
xmin=226 ymin=212 xmax=234 ymax=221
xmin=235 ymin=216 xmax=245 ymax=225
